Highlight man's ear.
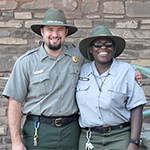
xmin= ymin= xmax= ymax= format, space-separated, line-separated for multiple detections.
xmin=40 ymin=27 xmax=44 ymax=36
xmin=65 ymin=28 xmax=68 ymax=36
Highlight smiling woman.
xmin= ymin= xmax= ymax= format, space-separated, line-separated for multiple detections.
xmin=89 ymin=38 xmax=115 ymax=70
xmin=79 ymin=26 xmax=125 ymax=61
xmin=76 ymin=25 xmax=147 ymax=150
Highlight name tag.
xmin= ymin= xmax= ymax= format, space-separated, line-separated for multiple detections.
xmin=34 ymin=69 xmax=44 ymax=75
xmin=79 ymin=77 xmax=89 ymax=81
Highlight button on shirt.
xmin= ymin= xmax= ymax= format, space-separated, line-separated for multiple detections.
xmin=3 ymin=44 xmax=85 ymax=116
xmin=76 ymin=59 xmax=147 ymax=128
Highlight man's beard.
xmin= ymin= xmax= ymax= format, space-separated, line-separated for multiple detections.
xmin=48 ymin=42 xmax=62 ymax=51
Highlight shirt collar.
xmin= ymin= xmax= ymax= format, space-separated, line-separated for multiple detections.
xmin=39 ymin=43 xmax=73 ymax=62
xmin=62 ymin=44 xmax=74 ymax=57
xmin=87 ymin=58 xmax=118 ymax=77
xmin=39 ymin=43 xmax=49 ymax=62
xmin=109 ymin=59 xmax=118 ymax=77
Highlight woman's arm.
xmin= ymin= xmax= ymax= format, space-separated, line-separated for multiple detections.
xmin=127 ymin=105 xmax=143 ymax=150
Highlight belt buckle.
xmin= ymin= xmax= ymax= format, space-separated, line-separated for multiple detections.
xmin=102 ymin=124 xmax=111 ymax=133
xmin=55 ymin=117 xmax=63 ymax=127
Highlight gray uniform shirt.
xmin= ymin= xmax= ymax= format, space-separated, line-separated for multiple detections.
xmin=3 ymin=43 xmax=85 ymax=116
xmin=76 ymin=59 xmax=147 ymax=127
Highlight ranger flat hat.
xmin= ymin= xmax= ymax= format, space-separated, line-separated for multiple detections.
xmin=79 ymin=25 xmax=126 ymax=60
xmin=31 ymin=8 xmax=78 ymax=36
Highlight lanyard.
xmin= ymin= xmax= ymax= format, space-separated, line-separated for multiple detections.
xmin=91 ymin=63 xmax=110 ymax=92
xmin=33 ymin=121 xmax=40 ymax=146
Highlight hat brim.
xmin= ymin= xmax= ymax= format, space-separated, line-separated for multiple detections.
xmin=31 ymin=23 xmax=78 ymax=36
xmin=79 ymin=35 xmax=126 ymax=60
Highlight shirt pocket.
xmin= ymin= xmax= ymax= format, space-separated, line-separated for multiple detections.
xmin=76 ymin=83 xmax=90 ymax=105
xmin=108 ymin=85 xmax=127 ymax=108
xmin=30 ymin=73 xmax=52 ymax=97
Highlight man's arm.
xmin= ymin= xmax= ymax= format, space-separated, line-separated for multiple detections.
xmin=8 ymin=98 xmax=26 ymax=150
xmin=127 ymin=105 xmax=143 ymax=150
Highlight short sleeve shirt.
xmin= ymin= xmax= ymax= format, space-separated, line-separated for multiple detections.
xmin=76 ymin=59 xmax=147 ymax=127
xmin=3 ymin=43 xmax=85 ymax=116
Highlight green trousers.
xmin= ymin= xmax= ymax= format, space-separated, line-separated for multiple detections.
xmin=79 ymin=126 xmax=131 ymax=150
xmin=22 ymin=119 xmax=80 ymax=150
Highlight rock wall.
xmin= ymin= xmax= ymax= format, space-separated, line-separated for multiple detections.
xmin=0 ymin=0 xmax=150 ymax=149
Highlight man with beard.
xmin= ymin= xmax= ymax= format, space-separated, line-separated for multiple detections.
xmin=3 ymin=8 xmax=142 ymax=150
xmin=3 ymin=8 xmax=85 ymax=150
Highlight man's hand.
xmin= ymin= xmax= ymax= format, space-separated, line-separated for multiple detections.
xmin=12 ymin=142 xmax=27 ymax=150
xmin=135 ymin=69 xmax=142 ymax=86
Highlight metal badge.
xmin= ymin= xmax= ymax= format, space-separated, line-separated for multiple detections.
xmin=72 ymin=56 xmax=78 ymax=63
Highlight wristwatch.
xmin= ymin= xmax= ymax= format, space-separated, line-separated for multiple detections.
xmin=129 ymin=139 xmax=142 ymax=147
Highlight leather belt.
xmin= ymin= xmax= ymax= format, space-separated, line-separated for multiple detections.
xmin=84 ymin=122 xmax=130 ymax=134
xmin=27 ymin=114 xmax=78 ymax=127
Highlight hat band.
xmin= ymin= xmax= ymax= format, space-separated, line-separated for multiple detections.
xmin=46 ymin=20 xmax=65 ymax=24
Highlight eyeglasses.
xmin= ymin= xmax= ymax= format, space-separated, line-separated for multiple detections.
xmin=92 ymin=41 xmax=114 ymax=49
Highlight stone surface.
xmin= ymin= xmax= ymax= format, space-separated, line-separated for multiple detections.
xmin=81 ymin=0 xmax=99 ymax=13
xmin=126 ymin=1 xmax=150 ymax=17
xmin=0 ymin=1 xmax=17 ymax=10
xmin=103 ymin=1 xmax=125 ymax=14
xmin=115 ymin=20 xmax=138 ymax=29
xmin=0 ymin=0 xmax=150 ymax=148
xmin=14 ymin=12 xmax=32 ymax=19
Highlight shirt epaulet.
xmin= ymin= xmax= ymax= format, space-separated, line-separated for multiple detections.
xmin=64 ymin=43 xmax=76 ymax=49
xmin=19 ymin=48 xmax=39 ymax=61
